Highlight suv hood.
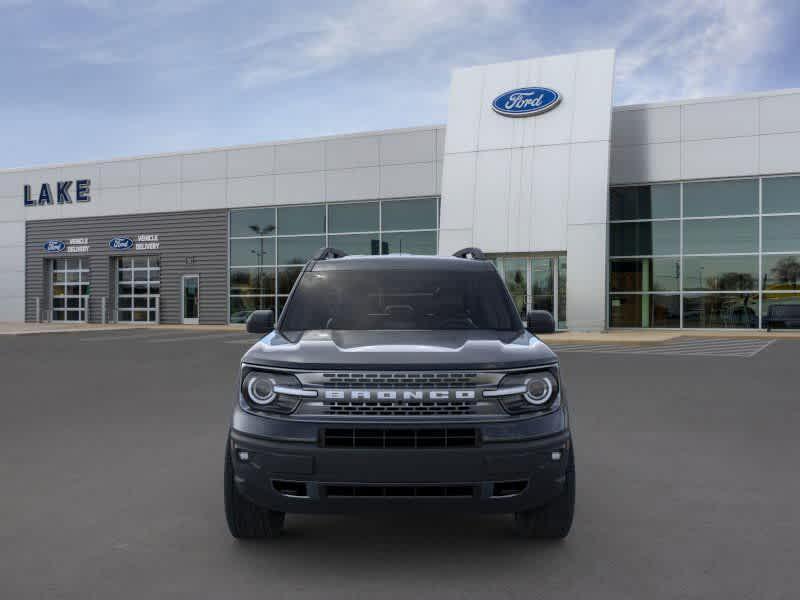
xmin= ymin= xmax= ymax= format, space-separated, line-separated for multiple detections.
xmin=242 ymin=330 xmax=557 ymax=371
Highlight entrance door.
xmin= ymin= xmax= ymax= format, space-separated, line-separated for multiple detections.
xmin=493 ymin=255 xmax=567 ymax=329
xmin=182 ymin=274 xmax=199 ymax=324
xmin=52 ymin=258 xmax=90 ymax=322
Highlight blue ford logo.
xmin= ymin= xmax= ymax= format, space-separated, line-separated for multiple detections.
xmin=109 ymin=237 xmax=134 ymax=250
xmin=44 ymin=240 xmax=65 ymax=253
xmin=492 ymin=87 xmax=561 ymax=117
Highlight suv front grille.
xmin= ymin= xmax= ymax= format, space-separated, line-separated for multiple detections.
xmin=315 ymin=372 xmax=481 ymax=388
xmin=321 ymin=427 xmax=480 ymax=448
xmin=325 ymin=399 xmax=476 ymax=416
xmin=325 ymin=484 xmax=476 ymax=498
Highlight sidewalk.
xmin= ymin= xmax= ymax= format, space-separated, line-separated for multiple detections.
xmin=0 ymin=322 xmax=245 ymax=335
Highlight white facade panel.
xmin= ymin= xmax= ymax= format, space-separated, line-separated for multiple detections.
xmin=478 ymin=61 xmax=520 ymax=151
xmin=0 ymin=245 xmax=24 ymax=274
xmin=325 ymin=167 xmax=379 ymax=202
xmin=100 ymin=160 xmax=140 ymax=189
xmin=566 ymin=224 xmax=606 ymax=330
xmin=439 ymin=152 xmax=477 ymax=231
xmin=571 ymin=49 xmax=615 ymax=143
xmin=325 ymin=136 xmax=379 ymax=170
xmin=0 ymin=222 xmax=24 ymax=249
xmin=682 ymin=99 xmax=758 ymax=141
xmin=24 ymin=203 xmax=64 ymax=221
xmin=530 ymin=145 xmax=569 ymax=251
xmin=0 ymin=294 xmax=23 ymax=322
xmin=473 ymin=149 xmax=511 ymax=250
xmin=181 ymin=179 xmax=226 ymax=210
xmin=275 ymin=171 xmax=325 ymax=205
xmin=609 ymin=142 xmax=682 ymax=184
xmin=530 ymin=54 xmax=577 ymax=147
xmin=140 ymin=155 xmax=181 ymax=185
xmin=505 ymin=147 xmax=534 ymax=251
xmin=139 ymin=183 xmax=178 ymax=213
xmin=181 ymin=151 xmax=227 ymax=182
xmin=275 ymin=141 xmax=325 ymax=173
xmin=0 ymin=198 xmax=25 ymax=223
xmin=759 ymin=132 xmax=800 ymax=174
xmin=759 ymin=93 xmax=800 ymax=134
xmin=379 ymin=162 xmax=436 ymax=198
xmin=568 ymin=141 xmax=610 ymax=225
xmin=380 ymin=130 xmax=436 ymax=165
xmin=443 ymin=66 xmax=484 ymax=154
xmin=227 ymin=175 xmax=275 ymax=208
xmin=611 ymin=106 xmax=681 ymax=147
xmin=227 ymin=145 xmax=275 ymax=179
xmin=438 ymin=228 xmax=474 ymax=255
xmin=683 ymin=136 xmax=758 ymax=180
xmin=101 ymin=186 xmax=139 ymax=215
xmin=0 ymin=170 xmax=24 ymax=198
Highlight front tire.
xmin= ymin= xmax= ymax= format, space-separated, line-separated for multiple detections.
xmin=224 ymin=440 xmax=285 ymax=539
xmin=514 ymin=452 xmax=575 ymax=539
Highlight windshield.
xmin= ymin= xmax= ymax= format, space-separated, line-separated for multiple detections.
xmin=280 ymin=267 xmax=523 ymax=331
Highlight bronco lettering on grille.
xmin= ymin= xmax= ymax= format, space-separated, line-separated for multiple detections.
xmin=322 ymin=390 xmax=476 ymax=401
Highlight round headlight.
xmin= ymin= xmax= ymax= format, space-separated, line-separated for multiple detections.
xmin=246 ymin=373 xmax=276 ymax=405
xmin=524 ymin=374 xmax=553 ymax=405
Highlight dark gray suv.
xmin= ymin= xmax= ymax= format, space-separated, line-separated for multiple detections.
xmin=224 ymin=248 xmax=574 ymax=539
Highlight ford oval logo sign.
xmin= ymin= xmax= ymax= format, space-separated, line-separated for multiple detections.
xmin=109 ymin=237 xmax=134 ymax=250
xmin=492 ymin=87 xmax=561 ymax=117
xmin=44 ymin=240 xmax=65 ymax=253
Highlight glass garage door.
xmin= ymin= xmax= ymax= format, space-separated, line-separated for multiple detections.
xmin=117 ymin=257 xmax=161 ymax=322
xmin=51 ymin=258 xmax=89 ymax=322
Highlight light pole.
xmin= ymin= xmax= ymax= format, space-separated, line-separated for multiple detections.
xmin=249 ymin=224 xmax=275 ymax=309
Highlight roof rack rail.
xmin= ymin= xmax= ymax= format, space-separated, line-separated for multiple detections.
xmin=452 ymin=247 xmax=486 ymax=260
xmin=312 ymin=247 xmax=349 ymax=260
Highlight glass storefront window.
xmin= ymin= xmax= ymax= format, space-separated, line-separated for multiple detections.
xmin=608 ymin=294 xmax=680 ymax=328
xmin=503 ymin=258 xmax=527 ymax=315
xmin=762 ymin=215 xmax=800 ymax=253
xmin=762 ymin=293 xmax=800 ymax=328
xmin=328 ymin=233 xmax=381 ymax=256
xmin=381 ymin=231 xmax=437 ymax=255
xmin=682 ymin=293 xmax=758 ymax=328
xmin=683 ymin=217 xmax=757 ymax=254
xmin=609 ymin=184 xmax=680 ymax=220
xmin=609 ymin=258 xmax=680 ymax=292
xmin=278 ymin=205 xmax=325 ymax=235
xmin=762 ymin=176 xmax=800 ymax=214
xmin=610 ymin=221 xmax=680 ymax=256
xmin=229 ymin=268 xmax=275 ymax=295
xmin=762 ymin=254 xmax=800 ymax=291
xmin=381 ymin=198 xmax=437 ymax=230
xmin=683 ymin=179 xmax=757 ymax=217
xmin=230 ymin=296 xmax=274 ymax=323
xmin=230 ymin=237 xmax=275 ymax=267
xmin=230 ymin=207 xmax=276 ymax=237
xmin=558 ymin=256 xmax=567 ymax=329
xmin=277 ymin=235 xmax=326 ymax=265
xmin=230 ymin=198 xmax=438 ymax=323
xmin=328 ymin=202 xmax=379 ymax=233
xmin=682 ymin=256 xmax=758 ymax=291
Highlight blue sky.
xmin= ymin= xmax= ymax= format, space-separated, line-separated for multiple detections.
xmin=1 ymin=0 xmax=797 ymax=168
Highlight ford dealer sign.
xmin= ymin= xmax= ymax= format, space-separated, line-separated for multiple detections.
xmin=44 ymin=240 xmax=66 ymax=253
xmin=109 ymin=237 xmax=134 ymax=250
xmin=492 ymin=87 xmax=561 ymax=117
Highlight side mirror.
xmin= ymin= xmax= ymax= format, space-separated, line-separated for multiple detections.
xmin=246 ymin=309 xmax=275 ymax=334
xmin=526 ymin=310 xmax=555 ymax=334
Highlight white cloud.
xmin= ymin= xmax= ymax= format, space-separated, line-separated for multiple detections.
xmin=236 ymin=0 xmax=520 ymax=89
xmin=614 ymin=0 xmax=778 ymax=104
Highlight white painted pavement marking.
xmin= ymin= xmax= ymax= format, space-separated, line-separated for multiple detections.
xmin=548 ymin=337 xmax=775 ymax=358
xmin=146 ymin=332 xmax=255 ymax=343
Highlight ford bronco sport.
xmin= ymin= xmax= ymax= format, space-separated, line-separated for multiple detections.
xmin=224 ymin=247 xmax=574 ymax=539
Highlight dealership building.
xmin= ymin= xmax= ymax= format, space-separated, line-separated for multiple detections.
xmin=2 ymin=48 xmax=800 ymax=330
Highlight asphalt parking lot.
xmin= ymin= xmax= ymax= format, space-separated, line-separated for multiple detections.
xmin=1 ymin=329 xmax=798 ymax=599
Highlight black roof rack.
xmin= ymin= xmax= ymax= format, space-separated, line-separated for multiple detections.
xmin=452 ymin=247 xmax=486 ymax=260
xmin=312 ymin=247 xmax=349 ymax=260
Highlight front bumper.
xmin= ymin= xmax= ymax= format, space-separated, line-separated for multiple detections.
xmin=229 ymin=407 xmax=572 ymax=514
